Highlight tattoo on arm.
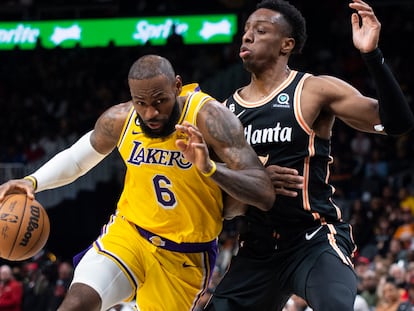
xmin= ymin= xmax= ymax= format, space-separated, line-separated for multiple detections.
xmin=94 ymin=102 xmax=130 ymax=150
xmin=99 ymin=113 xmax=116 ymax=138
xmin=202 ymin=102 xmax=249 ymax=169
xmin=200 ymin=102 xmax=275 ymax=211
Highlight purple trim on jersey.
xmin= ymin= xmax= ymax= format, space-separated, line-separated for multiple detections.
xmin=205 ymin=242 xmax=218 ymax=282
xmin=136 ymin=225 xmax=218 ymax=253
xmin=72 ymin=244 xmax=92 ymax=267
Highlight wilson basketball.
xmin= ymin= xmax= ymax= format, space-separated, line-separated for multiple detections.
xmin=0 ymin=194 xmax=50 ymax=261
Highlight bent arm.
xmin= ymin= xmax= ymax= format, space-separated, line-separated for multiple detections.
xmin=315 ymin=54 xmax=413 ymax=136
xmin=349 ymin=0 xmax=414 ymax=135
xmin=308 ymin=76 xmax=382 ymax=134
xmin=198 ymin=101 xmax=275 ymax=211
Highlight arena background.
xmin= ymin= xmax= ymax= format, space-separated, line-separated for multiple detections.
xmin=1 ymin=0 xmax=413 ymax=264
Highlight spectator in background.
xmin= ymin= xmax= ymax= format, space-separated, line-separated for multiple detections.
xmin=388 ymin=263 xmax=409 ymax=300
xmin=387 ymin=239 xmax=409 ymax=268
xmin=361 ymin=148 xmax=389 ymax=198
xmin=21 ymin=262 xmax=50 ymax=311
xmin=350 ymin=132 xmax=372 ymax=174
xmin=364 ymin=148 xmax=389 ymax=180
xmin=47 ymin=262 xmax=73 ymax=311
xmin=392 ymin=209 xmax=414 ymax=259
xmin=355 ymin=257 xmax=373 ymax=289
xmin=376 ymin=276 xmax=412 ymax=311
xmin=166 ymin=24 xmax=184 ymax=47
xmin=0 ymin=264 xmax=23 ymax=311
xmin=360 ymin=269 xmax=379 ymax=310
xmin=382 ymin=185 xmax=398 ymax=211
xmin=399 ymin=187 xmax=414 ymax=215
xmin=24 ymin=140 xmax=45 ymax=164
xmin=374 ymin=216 xmax=394 ymax=258
xmin=1 ymin=145 xmax=26 ymax=164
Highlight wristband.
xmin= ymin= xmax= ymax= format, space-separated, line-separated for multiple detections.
xmin=23 ymin=175 xmax=38 ymax=191
xmin=201 ymin=160 xmax=217 ymax=177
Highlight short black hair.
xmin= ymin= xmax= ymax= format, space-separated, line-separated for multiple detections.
xmin=257 ymin=0 xmax=307 ymax=54
xmin=128 ymin=54 xmax=176 ymax=81
xmin=385 ymin=276 xmax=397 ymax=285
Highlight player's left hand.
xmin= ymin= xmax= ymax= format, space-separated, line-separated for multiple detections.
xmin=266 ymin=165 xmax=303 ymax=197
xmin=349 ymin=0 xmax=381 ymax=53
xmin=175 ymin=121 xmax=212 ymax=174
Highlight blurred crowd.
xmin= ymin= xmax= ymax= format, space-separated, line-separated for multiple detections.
xmin=0 ymin=255 xmax=74 ymax=311
xmin=1 ymin=0 xmax=414 ymax=310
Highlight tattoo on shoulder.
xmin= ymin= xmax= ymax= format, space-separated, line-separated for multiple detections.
xmin=203 ymin=103 xmax=244 ymax=147
xmin=98 ymin=103 xmax=130 ymax=139
xmin=100 ymin=113 xmax=116 ymax=137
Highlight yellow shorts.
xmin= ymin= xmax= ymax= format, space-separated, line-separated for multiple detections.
xmin=93 ymin=213 xmax=217 ymax=311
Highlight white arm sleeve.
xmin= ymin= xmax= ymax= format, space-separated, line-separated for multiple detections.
xmin=31 ymin=131 xmax=108 ymax=192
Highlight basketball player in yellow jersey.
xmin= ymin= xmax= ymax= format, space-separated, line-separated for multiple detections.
xmin=0 ymin=54 xmax=275 ymax=311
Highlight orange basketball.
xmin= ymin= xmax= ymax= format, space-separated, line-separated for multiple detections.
xmin=0 ymin=194 xmax=50 ymax=261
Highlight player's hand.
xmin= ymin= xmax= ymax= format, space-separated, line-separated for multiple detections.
xmin=266 ymin=165 xmax=303 ymax=197
xmin=349 ymin=0 xmax=381 ymax=53
xmin=0 ymin=179 xmax=35 ymax=202
xmin=175 ymin=121 xmax=212 ymax=174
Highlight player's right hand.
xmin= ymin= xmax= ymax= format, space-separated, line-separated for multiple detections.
xmin=0 ymin=179 xmax=35 ymax=202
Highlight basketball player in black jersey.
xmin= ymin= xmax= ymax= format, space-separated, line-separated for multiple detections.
xmin=205 ymin=0 xmax=414 ymax=310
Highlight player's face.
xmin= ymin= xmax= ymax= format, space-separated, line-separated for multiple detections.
xmin=240 ymin=9 xmax=288 ymax=72
xmin=129 ymin=75 xmax=182 ymax=138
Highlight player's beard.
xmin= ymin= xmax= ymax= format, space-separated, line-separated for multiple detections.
xmin=137 ymin=101 xmax=181 ymax=138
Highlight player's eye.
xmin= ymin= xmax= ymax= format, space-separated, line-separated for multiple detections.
xmin=154 ymin=99 xmax=165 ymax=106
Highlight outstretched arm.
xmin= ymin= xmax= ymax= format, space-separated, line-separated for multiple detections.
xmin=349 ymin=0 xmax=414 ymax=135
xmin=0 ymin=131 xmax=107 ymax=201
xmin=176 ymin=100 xmax=275 ymax=212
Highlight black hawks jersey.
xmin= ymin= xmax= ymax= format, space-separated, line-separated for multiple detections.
xmin=226 ymin=70 xmax=343 ymax=236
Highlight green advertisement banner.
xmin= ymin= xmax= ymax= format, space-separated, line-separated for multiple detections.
xmin=0 ymin=14 xmax=237 ymax=50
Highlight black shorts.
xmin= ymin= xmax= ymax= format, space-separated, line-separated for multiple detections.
xmin=206 ymin=222 xmax=357 ymax=311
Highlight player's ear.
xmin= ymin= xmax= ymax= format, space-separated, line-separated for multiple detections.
xmin=280 ymin=37 xmax=295 ymax=55
xmin=175 ymin=75 xmax=183 ymax=96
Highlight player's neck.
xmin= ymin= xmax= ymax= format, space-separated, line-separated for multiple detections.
xmin=249 ymin=65 xmax=291 ymax=96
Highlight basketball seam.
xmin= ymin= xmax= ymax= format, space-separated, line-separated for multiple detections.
xmin=20 ymin=208 xmax=48 ymax=259
xmin=0 ymin=196 xmax=14 ymax=259
xmin=7 ymin=195 xmax=27 ymax=259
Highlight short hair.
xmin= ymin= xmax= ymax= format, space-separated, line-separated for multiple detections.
xmin=256 ymin=0 xmax=307 ymax=54
xmin=128 ymin=54 xmax=176 ymax=81
xmin=385 ymin=276 xmax=397 ymax=286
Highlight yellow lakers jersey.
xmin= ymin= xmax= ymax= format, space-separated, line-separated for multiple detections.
xmin=116 ymin=91 xmax=223 ymax=244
